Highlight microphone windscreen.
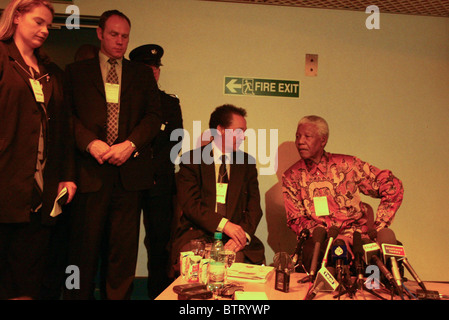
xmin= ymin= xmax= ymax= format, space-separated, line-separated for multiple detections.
xmin=328 ymin=225 xmax=339 ymax=239
xmin=273 ymin=252 xmax=294 ymax=271
xmin=368 ymin=228 xmax=378 ymax=241
xmin=377 ymin=228 xmax=397 ymax=245
xmin=300 ymin=228 xmax=310 ymax=239
xmin=312 ymin=226 xmax=327 ymax=243
xmin=333 ymin=239 xmax=345 ymax=247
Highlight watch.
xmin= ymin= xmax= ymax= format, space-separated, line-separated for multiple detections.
xmin=129 ymin=141 xmax=139 ymax=158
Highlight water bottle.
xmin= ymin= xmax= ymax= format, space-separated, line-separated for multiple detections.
xmin=208 ymin=232 xmax=225 ymax=293
xmin=210 ymin=232 xmax=224 ymax=260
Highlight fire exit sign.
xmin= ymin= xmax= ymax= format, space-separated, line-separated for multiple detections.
xmin=224 ymin=77 xmax=300 ymax=98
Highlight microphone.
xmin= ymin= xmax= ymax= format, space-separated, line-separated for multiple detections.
xmin=362 ymin=239 xmax=399 ymax=294
xmin=331 ymin=239 xmax=348 ymax=283
xmin=402 ymin=257 xmax=427 ymax=291
xmin=378 ymin=228 xmax=426 ymax=291
xmin=352 ymin=231 xmax=365 ymax=284
xmin=306 ymin=266 xmax=339 ymax=300
xmin=321 ymin=225 xmax=340 ymax=269
xmin=377 ymin=228 xmax=403 ymax=292
xmin=291 ymin=228 xmax=310 ymax=267
xmin=308 ymin=226 xmax=327 ymax=280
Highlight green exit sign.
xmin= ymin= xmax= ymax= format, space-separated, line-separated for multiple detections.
xmin=224 ymin=77 xmax=300 ymax=98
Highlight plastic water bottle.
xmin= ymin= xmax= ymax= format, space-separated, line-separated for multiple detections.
xmin=208 ymin=232 xmax=225 ymax=294
xmin=210 ymin=232 xmax=224 ymax=260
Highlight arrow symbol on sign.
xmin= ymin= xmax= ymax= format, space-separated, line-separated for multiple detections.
xmin=226 ymin=79 xmax=241 ymax=93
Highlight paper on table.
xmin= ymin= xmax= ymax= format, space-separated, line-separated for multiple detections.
xmin=227 ymin=263 xmax=274 ymax=283
xmin=50 ymin=187 xmax=68 ymax=217
xmin=234 ymin=291 xmax=268 ymax=300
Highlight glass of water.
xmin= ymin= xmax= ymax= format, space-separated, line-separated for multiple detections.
xmin=204 ymin=242 xmax=213 ymax=259
xmin=189 ymin=239 xmax=206 ymax=258
xmin=218 ymin=250 xmax=236 ymax=283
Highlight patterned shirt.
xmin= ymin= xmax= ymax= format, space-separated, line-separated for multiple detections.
xmin=282 ymin=152 xmax=404 ymax=237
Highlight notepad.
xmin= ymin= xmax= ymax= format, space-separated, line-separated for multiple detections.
xmin=227 ymin=263 xmax=274 ymax=283
xmin=50 ymin=187 xmax=68 ymax=217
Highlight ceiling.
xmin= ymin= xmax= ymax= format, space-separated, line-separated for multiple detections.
xmin=202 ymin=0 xmax=449 ymax=18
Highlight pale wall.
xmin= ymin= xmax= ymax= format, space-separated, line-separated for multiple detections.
xmin=3 ymin=0 xmax=448 ymax=281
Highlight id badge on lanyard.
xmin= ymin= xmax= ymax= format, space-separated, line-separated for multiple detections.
xmin=105 ymin=83 xmax=120 ymax=103
xmin=29 ymin=78 xmax=45 ymax=103
xmin=313 ymin=196 xmax=330 ymax=217
xmin=216 ymin=183 xmax=228 ymax=204
xmin=14 ymin=60 xmax=46 ymax=103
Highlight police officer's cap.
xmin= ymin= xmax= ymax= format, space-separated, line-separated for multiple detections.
xmin=129 ymin=44 xmax=164 ymax=67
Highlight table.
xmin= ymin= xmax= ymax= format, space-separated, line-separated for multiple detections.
xmin=155 ymin=271 xmax=449 ymax=301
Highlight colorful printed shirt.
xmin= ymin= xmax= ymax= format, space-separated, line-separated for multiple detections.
xmin=282 ymin=152 xmax=404 ymax=237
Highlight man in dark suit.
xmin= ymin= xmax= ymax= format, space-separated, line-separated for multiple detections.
xmin=129 ymin=44 xmax=183 ymax=299
xmin=63 ymin=10 xmax=161 ymax=300
xmin=171 ymin=104 xmax=265 ymax=274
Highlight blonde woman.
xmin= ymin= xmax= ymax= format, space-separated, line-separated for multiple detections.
xmin=0 ymin=0 xmax=76 ymax=299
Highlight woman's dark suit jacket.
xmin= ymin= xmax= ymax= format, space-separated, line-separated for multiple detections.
xmin=0 ymin=39 xmax=75 ymax=225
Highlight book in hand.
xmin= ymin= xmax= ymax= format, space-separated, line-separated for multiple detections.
xmin=50 ymin=187 xmax=68 ymax=217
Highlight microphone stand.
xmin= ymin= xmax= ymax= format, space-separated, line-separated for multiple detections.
xmin=333 ymin=266 xmax=353 ymax=299
xmin=347 ymin=276 xmax=390 ymax=300
xmin=297 ymin=265 xmax=313 ymax=284
xmin=362 ymin=283 xmax=388 ymax=300
xmin=335 ymin=274 xmax=391 ymax=300
xmin=383 ymin=275 xmax=404 ymax=300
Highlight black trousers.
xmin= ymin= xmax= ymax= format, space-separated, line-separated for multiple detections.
xmin=64 ymin=167 xmax=141 ymax=300
xmin=0 ymin=212 xmax=51 ymax=299
xmin=142 ymin=184 xmax=175 ymax=299
xmin=39 ymin=205 xmax=72 ymax=300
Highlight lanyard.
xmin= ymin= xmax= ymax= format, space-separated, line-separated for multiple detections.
xmin=14 ymin=60 xmax=50 ymax=104
xmin=14 ymin=60 xmax=49 ymax=81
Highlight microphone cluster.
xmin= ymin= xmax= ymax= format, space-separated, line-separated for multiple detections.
xmin=298 ymin=226 xmax=433 ymax=300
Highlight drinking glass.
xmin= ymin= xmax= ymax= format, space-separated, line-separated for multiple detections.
xmin=204 ymin=243 xmax=212 ymax=259
xmin=189 ymin=239 xmax=206 ymax=258
xmin=218 ymin=250 xmax=236 ymax=283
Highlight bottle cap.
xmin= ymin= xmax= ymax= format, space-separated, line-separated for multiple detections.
xmin=214 ymin=232 xmax=222 ymax=240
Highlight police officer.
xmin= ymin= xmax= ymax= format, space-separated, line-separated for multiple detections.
xmin=129 ymin=44 xmax=183 ymax=299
